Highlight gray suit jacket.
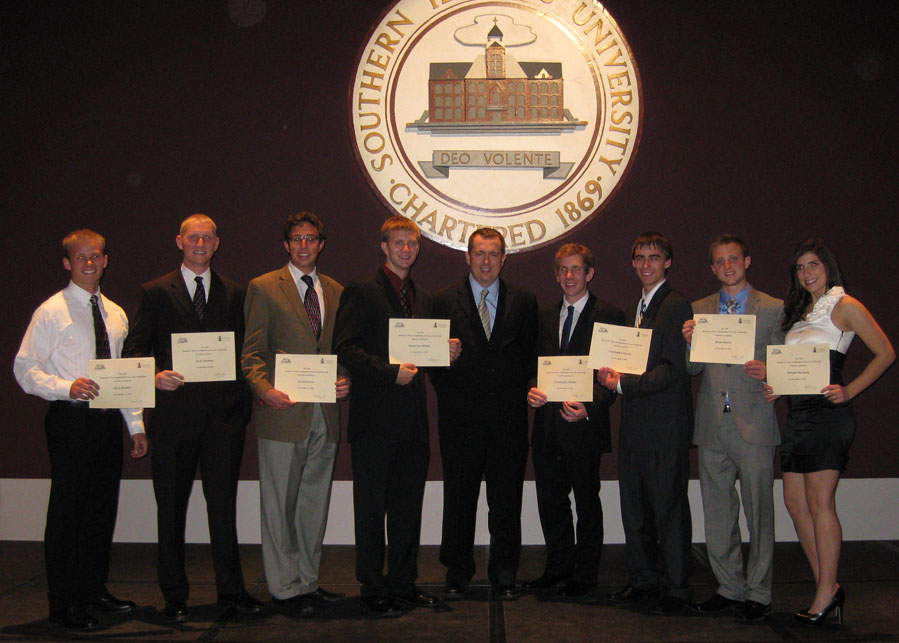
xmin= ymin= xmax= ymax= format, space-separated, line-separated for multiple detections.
xmin=241 ymin=265 xmax=344 ymax=444
xmin=688 ymin=287 xmax=785 ymax=446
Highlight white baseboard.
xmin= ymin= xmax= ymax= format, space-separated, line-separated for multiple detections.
xmin=2 ymin=478 xmax=897 ymax=544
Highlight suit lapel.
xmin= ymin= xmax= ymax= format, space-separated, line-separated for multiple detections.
xmin=461 ymin=278 xmax=489 ymax=342
xmin=640 ymin=281 xmax=671 ymax=327
xmin=565 ymin=292 xmax=596 ymax=354
xmin=168 ymin=271 xmax=197 ymax=323
xmin=745 ymin=287 xmax=761 ymax=316
xmin=376 ymin=268 xmax=404 ymax=316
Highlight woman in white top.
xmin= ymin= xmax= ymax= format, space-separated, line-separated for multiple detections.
xmin=766 ymin=238 xmax=893 ymax=625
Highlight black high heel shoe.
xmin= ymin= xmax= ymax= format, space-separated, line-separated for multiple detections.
xmin=794 ymin=586 xmax=844 ymax=625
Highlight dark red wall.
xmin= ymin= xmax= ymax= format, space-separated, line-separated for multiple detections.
xmin=3 ymin=1 xmax=897 ymax=481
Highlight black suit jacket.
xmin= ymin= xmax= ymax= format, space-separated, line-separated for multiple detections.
xmin=618 ymin=281 xmax=693 ymax=451
xmin=333 ymin=268 xmax=432 ymax=444
xmin=123 ymin=269 xmax=252 ymax=427
xmin=430 ymin=277 xmax=537 ymax=431
xmin=531 ymin=292 xmax=625 ymax=454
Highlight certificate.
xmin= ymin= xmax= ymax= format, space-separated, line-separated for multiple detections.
xmin=89 ymin=357 xmax=155 ymax=409
xmin=588 ymin=323 xmax=652 ymax=374
xmin=388 ymin=318 xmax=450 ymax=366
xmin=171 ymin=331 xmax=236 ymax=382
xmin=766 ymin=344 xmax=830 ymax=395
xmin=275 ymin=354 xmax=337 ymax=403
xmin=537 ymin=355 xmax=593 ymax=402
xmin=690 ymin=314 xmax=757 ymax=365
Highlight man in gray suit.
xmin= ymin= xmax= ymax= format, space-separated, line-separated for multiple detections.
xmin=241 ymin=212 xmax=349 ymax=617
xmin=682 ymin=234 xmax=783 ymax=621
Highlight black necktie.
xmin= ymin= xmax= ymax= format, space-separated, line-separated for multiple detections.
xmin=560 ymin=305 xmax=574 ymax=352
xmin=193 ymin=276 xmax=206 ymax=321
xmin=399 ymin=280 xmax=413 ymax=318
xmin=301 ymin=275 xmax=321 ymax=339
xmin=90 ymin=295 xmax=111 ymax=359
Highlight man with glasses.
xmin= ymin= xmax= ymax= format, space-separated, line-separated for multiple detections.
xmin=241 ymin=212 xmax=349 ymax=617
xmin=525 ymin=243 xmax=624 ymax=599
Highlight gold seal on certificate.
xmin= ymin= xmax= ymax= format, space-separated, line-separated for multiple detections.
xmin=537 ymin=356 xmax=593 ymax=402
xmin=766 ymin=344 xmax=830 ymax=395
xmin=690 ymin=314 xmax=757 ymax=365
xmin=171 ymin=331 xmax=236 ymax=382
xmin=275 ymin=354 xmax=337 ymax=404
xmin=588 ymin=323 xmax=652 ymax=374
xmin=88 ymin=357 xmax=156 ymax=409
xmin=388 ymin=318 xmax=450 ymax=367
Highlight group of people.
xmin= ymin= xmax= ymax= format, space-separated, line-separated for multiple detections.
xmin=14 ymin=213 xmax=893 ymax=633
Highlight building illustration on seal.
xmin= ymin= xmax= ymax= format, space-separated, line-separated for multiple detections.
xmin=407 ymin=17 xmax=586 ymax=134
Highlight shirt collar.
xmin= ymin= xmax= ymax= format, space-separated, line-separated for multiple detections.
xmin=287 ymin=262 xmax=317 ymax=285
xmin=65 ymin=280 xmax=101 ymax=305
xmin=561 ymin=291 xmax=589 ymax=316
xmin=468 ymin=274 xmax=500 ymax=302
xmin=641 ymin=279 xmax=666 ymax=309
xmin=181 ymin=264 xmax=211 ymax=284
xmin=718 ymin=283 xmax=751 ymax=313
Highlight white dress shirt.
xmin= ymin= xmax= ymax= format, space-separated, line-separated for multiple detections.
xmin=181 ymin=265 xmax=212 ymax=302
xmin=14 ymin=281 xmax=145 ymax=435
xmin=559 ymin=291 xmax=589 ymax=346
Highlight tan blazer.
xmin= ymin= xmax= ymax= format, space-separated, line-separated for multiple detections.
xmin=241 ymin=265 xmax=344 ymax=443
xmin=687 ymin=287 xmax=785 ymax=446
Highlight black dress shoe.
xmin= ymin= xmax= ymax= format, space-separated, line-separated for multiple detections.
xmin=50 ymin=605 xmax=100 ymax=630
xmin=88 ymin=591 xmax=135 ymax=612
xmin=273 ymin=596 xmax=314 ymax=618
xmin=218 ymin=591 xmax=265 ymax=614
xmin=607 ymin=585 xmax=660 ymax=603
xmin=163 ymin=601 xmax=190 ymax=622
xmin=394 ymin=588 xmax=440 ymax=607
xmin=557 ymin=580 xmax=597 ymax=599
xmin=360 ymin=595 xmax=404 ymax=617
xmin=298 ymin=587 xmax=346 ymax=604
xmin=523 ymin=573 xmax=569 ymax=590
xmin=691 ymin=593 xmax=743 ymax=613
xmin=650 ymin=595 xmax=688 ymax=614
xmin=741 ymin=600 xmax=772 ymax=620
xmin=442 ymin=583 xmax=468 ymax=601
xmin=492 ymin=584 xmax=520 ymax=601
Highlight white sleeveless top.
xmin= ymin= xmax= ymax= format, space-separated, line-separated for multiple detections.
xmin=785 ymin=286 xmax=855 ymax=354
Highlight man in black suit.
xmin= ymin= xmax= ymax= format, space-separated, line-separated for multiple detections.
xmin=333 ymin=216 xmax=460 ymax=617
xmin=430 ymin=228 xmax=538 ymax=600
xmin=123 ymin=214 xmax=262 ymax=621
xmin=597 ymin=231 xmax=694 ymax=613
xmin=524 ymin=243 xmax=625 ymax=599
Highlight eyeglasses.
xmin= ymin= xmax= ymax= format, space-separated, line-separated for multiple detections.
xmin=289 ymin=234 xmax=321 ymax=244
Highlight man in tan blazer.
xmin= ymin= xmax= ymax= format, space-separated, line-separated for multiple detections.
xmin=683 ymin=234 xmax=784 ymax=621
xmin=241 ymin=212 xmax=349 ymax=617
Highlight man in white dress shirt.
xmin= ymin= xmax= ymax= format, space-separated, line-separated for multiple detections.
xmin=14 ymin=229 xmax=148 ymax=631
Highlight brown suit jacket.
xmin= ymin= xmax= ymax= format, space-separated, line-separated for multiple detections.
xmin=241 ymin=265 xmax=344 ymax=443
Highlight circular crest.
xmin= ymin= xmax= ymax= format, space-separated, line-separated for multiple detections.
xmin=350 ymin=0 xmax=642 ymax=252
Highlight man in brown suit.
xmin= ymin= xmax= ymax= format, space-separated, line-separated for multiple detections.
xmin=241 ymin=212 xmax=349 ymax=617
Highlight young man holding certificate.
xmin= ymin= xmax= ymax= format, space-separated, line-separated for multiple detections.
xmin=525 ymin=243 xmax=624 ymax=599
xmin=597 ymin=231 xmax=694 ymax=613
xmin=240 ymin=212 xmax=349 ymax=617
xmin=122 ymin=214 xmax=261 ymax=621
xmin=333 ymin=216 xmax=460 ymax=616
xmin=682 ymin=234 xmax=784 ymax=620
xmin=14 ymin=229 xmax=147 ymax=630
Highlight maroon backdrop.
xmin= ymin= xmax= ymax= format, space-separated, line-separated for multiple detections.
xmin=3 ymin=1 xmax=897 ymax=482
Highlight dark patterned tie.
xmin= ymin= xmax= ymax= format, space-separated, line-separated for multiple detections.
xmin=637 ymin=299 xmax=646 ymax=327
xmin=560 ymin=304 xmax=574 ymax=352
xmin=193 ymin=276 xmax=206 ymax=321
xmin=301 ymin=275 xmax=321 ymax=338
xmin=399 ymin=280 xmax=413 ymax=318
xmin=90 ymin=295 xmax=111 ymax=359
xmin=726 ymin=297 xmax=738 ymax=315
xmin=478 ymin=289 xmax=491 ymax=339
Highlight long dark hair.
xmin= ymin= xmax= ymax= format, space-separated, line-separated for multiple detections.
xmin=782 ymin=237 xmax=846 ymax=331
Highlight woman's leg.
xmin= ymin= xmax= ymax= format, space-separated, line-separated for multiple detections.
xmin=804 ymin=469 xmax=842 ymax=613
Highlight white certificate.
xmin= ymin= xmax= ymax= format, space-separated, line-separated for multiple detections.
xmin=388 ymin=318 xmax=450 ymax=366
xmin=171 ymin=331 xmax=236 ymax=382
xmin=588 ymin=323 xmax=652 ymax=374
xmin=537 ymin=355 xmax=593 ymax=402
xmin=275 ymin=354 xmax=337 ymax=403
xmin=766 ymin=344 xmax=830 ymax=395
xmin=89 ymin=357 xmax=156 ymax=409
xmin=690 ymin=314 xmax=757 ymax=365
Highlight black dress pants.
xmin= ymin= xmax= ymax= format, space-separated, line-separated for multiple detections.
xmin=44 ymin=402 xmax=123 ymax=613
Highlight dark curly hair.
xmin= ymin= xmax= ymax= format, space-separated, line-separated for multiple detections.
xmin=782 ymin=237 xmax=846 ymax=332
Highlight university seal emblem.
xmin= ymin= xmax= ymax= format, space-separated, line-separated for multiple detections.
xmin=350 ymin=0 xmax=642 ymax=251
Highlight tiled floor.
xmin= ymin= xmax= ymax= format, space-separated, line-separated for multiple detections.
xmin=2 ymin=542 xmax=898 ymax=641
